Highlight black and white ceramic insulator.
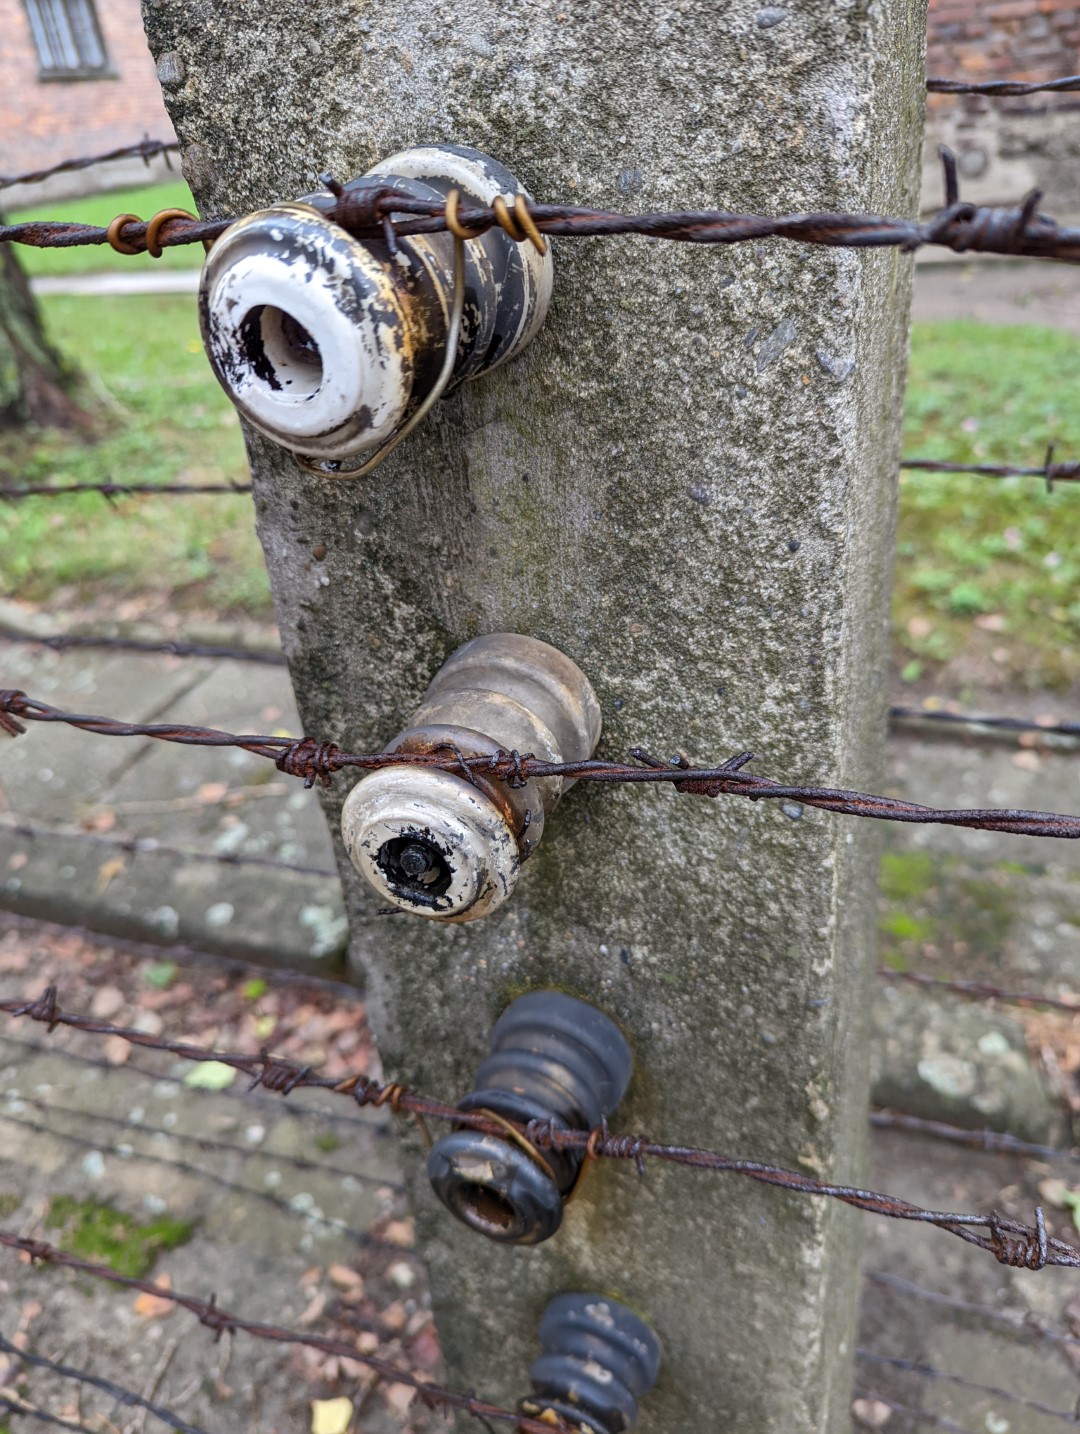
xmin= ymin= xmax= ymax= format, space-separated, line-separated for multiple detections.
xmin=340 ymin=633 xmax=601 ymax=922
xmin=426 ymin=990 xmax=632 ymax=1245
xmin=519 ymin=1293 xmax=662 ymax=1434
xmin=197 ymin=145 xmax=552 ymax=464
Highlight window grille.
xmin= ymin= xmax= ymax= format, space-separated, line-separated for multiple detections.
xmin=24 ymin=0 xmax=109 ymax=77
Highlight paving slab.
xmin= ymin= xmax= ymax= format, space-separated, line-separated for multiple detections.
xmin=0 ymin=921 xmax=433 ymax=1434
xmin=0 ymin=644 xmax=346 ymax=970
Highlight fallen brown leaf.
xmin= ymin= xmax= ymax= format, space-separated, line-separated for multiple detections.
xmin=133 ymin=1273 xmax=174 ymax=1320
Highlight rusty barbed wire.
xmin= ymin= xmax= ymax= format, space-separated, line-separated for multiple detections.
xmin=5 ymin=687 xmax=1080 ymax=840
xmin=856 ymin=1349 xmax=1080 ymax=1426
xmin=901 ymin=448 xmax=1080 ymax=489
xmin=889 ymin=706 xmax=1080 ymax=742
xmin=0 ymin=138 xmax=180 ymax=192
xmin=0 ymin=1029 xmax=380 ymax=1137
xmin=0 ymin=1329 xmax=209 ymax=1434
xmin=0 ymin=479 xmax=252 ymax=501
xmin=0 ymin=986 xmax=1073 ymax=1272
xmin=880 ymin=968 xmax=1080 ymax=1015
xmin=0 ymin=627 xmax=285 ymax=666
xmin=927 ymin=74 xmax=1080 ymax=98
xmin=2 ymin=455 xmax=1076 ymax=505
xmin=4 ymin=149 xmax=1080 ymax=266
xmin=871 ymin=1109 xmax=1077 ymax=1166
xmin=0 ymin=816 xmax=337 ymax=881
xmin=0 ymin=1228 xmax=569 ymax=1434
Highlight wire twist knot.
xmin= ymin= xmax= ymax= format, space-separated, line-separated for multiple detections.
xmin=13 ymin=984 xmax=60 ymax=1032
xmin=989 ymin=1207 xmax=1048 ymax=1270
xmin=0 ymin=690 xmax=27 ymax=737
xmin=275 ymin=737 xmax=342 ymax=788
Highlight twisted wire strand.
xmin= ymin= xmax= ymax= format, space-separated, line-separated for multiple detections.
xmin=4 ymin=688 xmax=1080 ymax=839
xmin=0 ymin=986 xmax=1073 ymax=1273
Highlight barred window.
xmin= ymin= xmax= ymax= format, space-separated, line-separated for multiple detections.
xmin=24 ymin=0 xmax=110 ymax=77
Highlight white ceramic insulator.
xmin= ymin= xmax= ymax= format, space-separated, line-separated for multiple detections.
xmin=340 ymin=766 xmax=520 ymax=922
xmin=199 ymin=203 xmax=412 ymax=457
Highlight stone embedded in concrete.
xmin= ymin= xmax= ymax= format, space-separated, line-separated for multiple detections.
xmin=871 ymin=985 xmax=1059 ymax=1142
xmin=141 ymin=2 xmax=927 ymax=1428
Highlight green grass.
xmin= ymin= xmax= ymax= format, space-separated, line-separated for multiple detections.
xmin=46 ymin=1195 xmax=193 ymax=1278
xmin=898 ymin=319 xmax=1080 ymax=688
xmin=0 ymin=290 xmax=270 ymax=616
xmin=3 ymin=291 xmax=1080 ymax=661
xmin=7 ymin=178 xmax=204 ymax=275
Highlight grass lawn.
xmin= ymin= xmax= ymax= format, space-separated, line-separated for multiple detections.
xmin=898 ymin=319 xmax=1080 ymax=690
xmin=6 ymin=178 xmax=204 ymax=276
xmin=2 ymin=272 xmax=1079 ymax=679
xmin=0 ymin=289 xmax=268 ymax=617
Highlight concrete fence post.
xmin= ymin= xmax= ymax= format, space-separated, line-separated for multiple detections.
xmin=142 ymin=3 xmax=928 ymax=1427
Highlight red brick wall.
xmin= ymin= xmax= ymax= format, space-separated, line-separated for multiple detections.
xmin=0 ymin=0 xmax=174 ymax=178
xmin=927 ymin=0 xmax=1080 ymax=109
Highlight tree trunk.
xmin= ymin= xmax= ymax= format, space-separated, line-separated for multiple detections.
xmin=0 ymin=239 xmax=83 ymax=430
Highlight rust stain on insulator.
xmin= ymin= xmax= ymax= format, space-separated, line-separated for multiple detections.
xmin=426 ymin=990 xmax=632 ymax=1245
xmin=519 ymin=1293 xmax=662 ymax=1434
xmin=340 ymin=633 xmax=601 ymax=922
xmin=198 ymin=145 xmax=552 ymax=466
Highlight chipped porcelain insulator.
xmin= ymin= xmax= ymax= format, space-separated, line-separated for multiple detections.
xmin=519 ymin=1293 xmax=662 ymax=1434
xmin=340 ymin=633 xmax=601 ymax=922
xmin=426 ymin=991 xmax=632 ymax=1245
xmin=197 ymin=145 xmax=552 ymax=466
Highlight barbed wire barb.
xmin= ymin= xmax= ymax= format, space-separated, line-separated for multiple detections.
xmin=4 ymin=688 xmax=1080 ymax=839
xmin=4 ymin=147 xmax=1080 ymax=265
xmin=1 ymin=987 xmax=1078 ymax=1272
xmin=0 ymin=1229 xmax=572 ymax=1434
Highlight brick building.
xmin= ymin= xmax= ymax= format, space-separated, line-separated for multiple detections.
xmin=0 ymin=1 xmax=1076 ymax=215
xmin=0 ymin=0 xmax=175 ymax=194
xmin=923 ymin=0 xmax=1080 ymax=215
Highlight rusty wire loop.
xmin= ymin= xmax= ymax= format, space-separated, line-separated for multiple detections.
xmin=4 ymin=688 xmax=1080 ymax=839
xmin=0 ymin=1229 xmax=569 ymax=1434
xmin=0 ymin=986 xmax=1074 ymax=1273
xmin=5 ymin=148 xmax=1080 ymax=265
xmin=0 ymin=137 xmax=179 ymax=191
xmin=0 ymin=1329 xmax=210 ymax=1434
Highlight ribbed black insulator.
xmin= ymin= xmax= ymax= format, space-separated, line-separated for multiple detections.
xmin=426 ymin=991 xmax=632 ymax=1244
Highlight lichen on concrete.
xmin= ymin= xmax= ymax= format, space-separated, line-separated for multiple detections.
xmin=140 ymin=1 xmax=929 ymax=1427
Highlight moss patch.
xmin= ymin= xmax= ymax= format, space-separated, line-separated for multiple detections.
xmin=0 ymin=1192 xmax=20 ymax=1220
xmin=46 ymin=1196 xmax=193 ymax=1278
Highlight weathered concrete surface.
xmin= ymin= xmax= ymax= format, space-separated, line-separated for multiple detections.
xmin=141 ymin=3 xmax=928 ymax=1428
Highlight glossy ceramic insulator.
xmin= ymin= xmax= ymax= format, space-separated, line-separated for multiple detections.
xmin=198 ymin=144 xmax=552 ymax=462
xmin=340 ymin=633 xmax=601 ymax=922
